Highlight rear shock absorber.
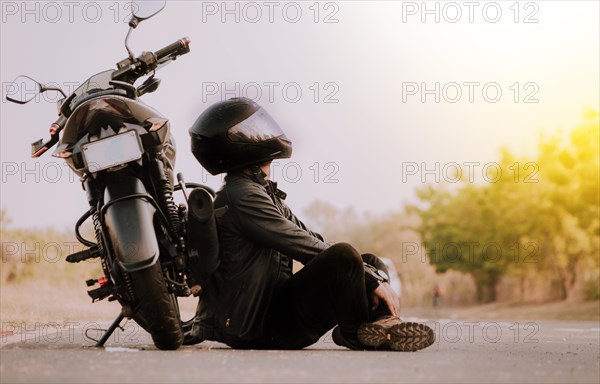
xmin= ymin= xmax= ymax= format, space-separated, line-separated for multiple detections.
xmin=92 ymin=207 xmax=104 ymax=255
xmin=151 ymin=152 xmax=187 ymax=294
xmin=153 ymin=153 xmax=180 ymax=237
xmin=83 ymin=204 xmax=121 ymax=302
xmin=91 ymin=204 xmax=113 ymax=278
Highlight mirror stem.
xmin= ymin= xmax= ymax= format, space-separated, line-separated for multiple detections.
xmin=40 ymin=86 xmax=67 ymax=99
xmin=124 ymin=26 xmax=136 ymax=60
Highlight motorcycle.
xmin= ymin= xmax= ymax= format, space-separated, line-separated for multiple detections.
xmin=5 ymin=1 xmax=219 ymax=350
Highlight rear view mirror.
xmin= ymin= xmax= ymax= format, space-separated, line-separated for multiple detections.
xmin=124 ymin=0 xmax=166 ymax=59
xmin=129 ymin=1 xmax=166 ymax=27
xmin=5 ymin=75 xmax=41 ymax=104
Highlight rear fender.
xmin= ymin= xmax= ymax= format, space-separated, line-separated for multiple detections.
xmin=103 ymin=177 xmax=159 ymax=272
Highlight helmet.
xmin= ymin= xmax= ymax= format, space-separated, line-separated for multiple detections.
xmin=189 ymin=97 xmax=292 ymax=175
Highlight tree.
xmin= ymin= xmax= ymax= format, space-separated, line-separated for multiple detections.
xmin=531 ymin=114 xmax=600 ymax=300
xmin=412 ymin=183 xmax=511 ymax=303
xmin=412 ymin=113 xmax=599 ymax=303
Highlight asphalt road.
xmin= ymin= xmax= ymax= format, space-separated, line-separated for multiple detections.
xmin=1 ymin=317 xmax=598 ymax=383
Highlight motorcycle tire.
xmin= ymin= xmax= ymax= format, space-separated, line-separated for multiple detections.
xmin=129 ymin=261 xmax=183 ymax=350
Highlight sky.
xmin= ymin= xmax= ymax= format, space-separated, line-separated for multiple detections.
xmin=1 ymin=0 xmax=599 ymax=229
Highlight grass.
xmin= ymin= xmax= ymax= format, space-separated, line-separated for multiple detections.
xmin=0 ymin=281 xmax=199 ymax=324
xmin=406 ymin=300 xmax=600 ymax=322
xmin=2 ymin=281 xmax=598 ymax=326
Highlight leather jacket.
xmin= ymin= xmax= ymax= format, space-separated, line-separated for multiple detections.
xmin=194 ymin=172 xmax=329 ymax=346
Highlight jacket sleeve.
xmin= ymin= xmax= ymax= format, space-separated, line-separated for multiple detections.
xmin=362 ymin=253 xmax=389 ymax=293
xmin=230 ymin=186 xmax=329 ymax=264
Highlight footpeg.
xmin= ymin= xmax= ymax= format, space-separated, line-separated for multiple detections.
xmin=87 ymin=276 xmax=113 ymax=302
xmin=88 ymin=285 xmax=113 ymax=302
xmin=67 ymin=246 xmax=101 ymax=263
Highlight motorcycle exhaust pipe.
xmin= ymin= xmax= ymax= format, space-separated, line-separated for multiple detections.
xmin=187 ymin=187 xmax=220 ymax=286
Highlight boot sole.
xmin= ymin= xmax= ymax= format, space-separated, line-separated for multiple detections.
xmin=357 ymin=321 xmax=435 ymax=352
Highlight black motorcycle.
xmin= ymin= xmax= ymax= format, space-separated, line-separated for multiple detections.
xmin=5 ymin=1 xmax=218 ymax=350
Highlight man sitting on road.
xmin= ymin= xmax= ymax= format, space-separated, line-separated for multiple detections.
xmin=183 ymin=97 xmax=435 ymax=351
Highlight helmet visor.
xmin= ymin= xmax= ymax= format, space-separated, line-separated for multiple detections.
xmin=227 ymin=108 xmax=286 ymax=143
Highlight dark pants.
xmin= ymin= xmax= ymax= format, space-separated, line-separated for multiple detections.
xmin=262 ymin=243 xmax=390 ymax=349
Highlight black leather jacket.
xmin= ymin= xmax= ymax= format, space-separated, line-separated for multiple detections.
xmin=195 ymin=172 xmax=329 ymax=346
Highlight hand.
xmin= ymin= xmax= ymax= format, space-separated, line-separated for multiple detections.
xmin=373 ymin=282 xmax=400 ymax=317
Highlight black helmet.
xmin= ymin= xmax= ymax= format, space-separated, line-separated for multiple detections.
xmin=189 ymin=98 xmax=292 ymax=175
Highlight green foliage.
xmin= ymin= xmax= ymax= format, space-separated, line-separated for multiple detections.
xmin=412 ymin=114 xmax=600 ymax=303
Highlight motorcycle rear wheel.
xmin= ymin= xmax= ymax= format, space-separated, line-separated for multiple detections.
xmin=129 ymin=261 xmax=183 ymax=350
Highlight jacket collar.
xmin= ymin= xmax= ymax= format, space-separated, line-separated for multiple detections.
xmin=225 ymin=172 xmax=287 ymax=200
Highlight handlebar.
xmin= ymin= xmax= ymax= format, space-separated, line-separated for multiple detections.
xmin=155 ymin=37 xmax=191 ymax=64
xmin=113 ymin=37 xmax=191 ymax=83
xmin=32 ymin=37 xmax=191 ymax=157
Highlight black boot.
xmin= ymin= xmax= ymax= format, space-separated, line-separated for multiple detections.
xmin=182 ymin=300 xmax=205 ymax=346
xmin=182 ymin=316 xmax=205 ymax=346
xmin=331 ymin=326 xmax=371 ymax=350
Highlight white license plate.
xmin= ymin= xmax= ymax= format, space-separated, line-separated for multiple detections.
xmin=82 ymin=131 xmax=143 ymax=172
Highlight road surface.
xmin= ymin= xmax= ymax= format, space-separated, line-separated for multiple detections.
xmin=1 ymin=317 xmax=598 ymax=383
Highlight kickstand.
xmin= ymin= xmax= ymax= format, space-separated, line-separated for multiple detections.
xmin=95 ymin=311 xmax=126 ymax=347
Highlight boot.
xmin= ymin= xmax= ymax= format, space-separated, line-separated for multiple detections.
xmin=357 ymin=315 xmax=435 ymax=352
xmin=182 ymin=316 xmax=205 ymax=346
xmin=332 ymin=326 xmax=371 ymax=350
xmin=181 ymin=300 xmax=205 ymax=346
